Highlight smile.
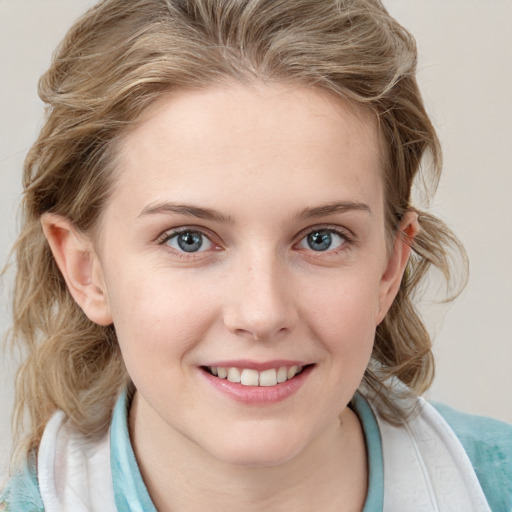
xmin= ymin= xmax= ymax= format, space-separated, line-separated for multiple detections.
xmin=205 ymin=365 xmax=304 ymax=387
xmin=200 ymin=361 xmax=313 ymax=404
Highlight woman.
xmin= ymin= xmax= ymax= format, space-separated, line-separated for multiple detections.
xmin=1 ymin=1 xmax=510 ymax=510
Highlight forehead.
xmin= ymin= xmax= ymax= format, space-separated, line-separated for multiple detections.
xmin=107 ymin=82 xmax=383 ymax=220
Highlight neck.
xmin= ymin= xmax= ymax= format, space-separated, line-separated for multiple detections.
xmin=129 ymin=393 xmax=368 ymax=512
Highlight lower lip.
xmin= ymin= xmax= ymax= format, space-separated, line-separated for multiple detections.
xmin=199 ymin=365 xmax=313 ymax=405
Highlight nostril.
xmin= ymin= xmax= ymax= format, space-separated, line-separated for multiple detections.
xmin=222 ymin=280 xmax=299 ymax=340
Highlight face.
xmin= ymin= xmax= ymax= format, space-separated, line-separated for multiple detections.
xmin=85 ymin=82 xmax=407 ymax=467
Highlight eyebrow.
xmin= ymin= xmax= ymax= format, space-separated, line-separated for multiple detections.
xmin=138 ymin=200 xmax=371 ymax=223
xmin=299 ymin=201 xmax=372 ymax=219
xmin=138 ymin=202 xmax=233 ymax=223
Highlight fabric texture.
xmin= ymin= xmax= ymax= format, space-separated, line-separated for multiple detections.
xmin=0 ymin=451 xmax=43 ymax=512
xmin=37 ymin=410 xmax=116 ymax=512
xmin=372 ymin=396 xmax=492 ymax=511
xmin=432 ymin=402 xmax=512 ymax=512
xmin=1 ymin=391 xmax=510 ymax=511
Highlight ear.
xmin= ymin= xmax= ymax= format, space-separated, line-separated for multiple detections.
xmin=376 ymin=211 xmax=419 ymax=324
xmin=41 ymin=213 xmax=113 ymax=326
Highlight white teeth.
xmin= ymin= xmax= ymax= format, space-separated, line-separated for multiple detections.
xmin=208 ymin=365 xmax=305 ymax=387
xmin=277 ymin=366 xmax=287 ymax=383
xmin=287 ymin=366 xmax=298 ymax=379
xmin=259 ymin=368 xmax=277 ymax=386
xmin=227 ymin=367 xmax=241 ymax=383
xmin=240 ymin=368 xmax=259 ymax=386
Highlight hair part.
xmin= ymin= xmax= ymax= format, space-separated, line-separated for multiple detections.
xmin=6 ymin=0 xmax=467 ymax=466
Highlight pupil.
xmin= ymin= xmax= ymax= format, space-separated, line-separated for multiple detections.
xmin=308 ymin=231 xmax=332 ymax=251
xmin=178 ymin=232 xmax=202 ymax=252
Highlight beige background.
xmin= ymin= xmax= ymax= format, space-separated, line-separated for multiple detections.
xmin=1 ymin=0 xmax=511 ymax=469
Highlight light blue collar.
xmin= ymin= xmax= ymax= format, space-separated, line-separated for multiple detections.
xmin=111 ymin=389 xmax=158 ymax=511
xmin=110 ymin=390 xmax=383 ymax=511
xmin=351 ymin=392 xmax=384 ymax=511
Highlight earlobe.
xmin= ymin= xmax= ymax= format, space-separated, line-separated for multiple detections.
xmin=41 ymin=213 xmax=113 ymax=326
xmin=376 ymin=211 xmax=419 ymax=324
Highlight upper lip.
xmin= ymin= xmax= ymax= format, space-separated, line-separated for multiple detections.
xmin=201 ymin=359 xmax=311 ymax=371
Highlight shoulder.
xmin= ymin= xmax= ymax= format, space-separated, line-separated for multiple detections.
xmin=432 ymin=402 xmax=512 ymax=512
xmin=432 ymin=402 xmax=512 ymax=467
xmin=0 ymin=452 xmax=44 ymax=512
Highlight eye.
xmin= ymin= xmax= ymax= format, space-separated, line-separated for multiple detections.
xmin=298 ymin=229 xmax=347 ymax=252
xmin=163 ymin=229 xmax=213 ymax=253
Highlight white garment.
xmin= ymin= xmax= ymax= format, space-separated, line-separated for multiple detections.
xmin=369 ymin=397 xmax=491 ymax=512
xmin=37 ymin=397 xmax=491 ymax=511
xmin=38 ymin=411 xmax=117 ymax=512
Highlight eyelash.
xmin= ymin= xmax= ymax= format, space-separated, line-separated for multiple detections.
xmin=294 ymin=226 xmax=354 ymax=256
xmin=157 ymin=227 xmax=219 ymax=257
xmin=157 ymin=225 xmax=354 ymax=257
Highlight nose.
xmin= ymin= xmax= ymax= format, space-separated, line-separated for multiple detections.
xmin=222 ymin=253 xmax=298 ymax=341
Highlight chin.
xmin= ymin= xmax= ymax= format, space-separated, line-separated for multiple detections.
xmin=204 ymin=427 xmax=308 ymax=468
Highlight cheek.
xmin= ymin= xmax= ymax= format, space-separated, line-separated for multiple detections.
xmin=299 ymin=270 xmax=381 ymax=368
xmin=302 ymin=269 xmax=383 ymax=330
xmin=104 ymin=264 xmax=218 ymax=365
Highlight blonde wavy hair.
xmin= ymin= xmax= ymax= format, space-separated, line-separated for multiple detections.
xmin=6 ymin=0 xmax=467 ymax=465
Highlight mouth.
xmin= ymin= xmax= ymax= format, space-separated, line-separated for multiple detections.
xmin=200 ymin=363 xmax=314 ymax=404
xmin=201 ymin=364 xmax=311 ymax=387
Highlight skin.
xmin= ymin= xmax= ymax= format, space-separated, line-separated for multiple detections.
xmin=43 ymin=82 xmax=417 ymax=511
